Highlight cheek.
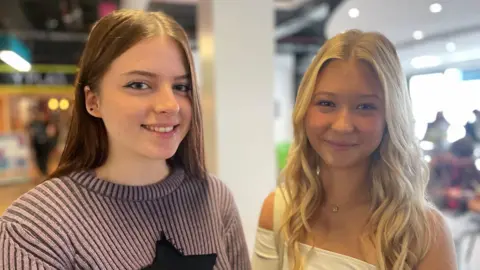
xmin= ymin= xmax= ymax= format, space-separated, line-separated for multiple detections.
xmin=305 ymin=109 xmax=327 ymax=133
xmin=357 ymin=116 xmax=385 ymax=142
xmin=178 ymin=95 xmax=193 ymax=124
xmin=304 ymin=109 xmax=327 ymax=144
xmin=99 ymin=96 xmax=147 ymax=133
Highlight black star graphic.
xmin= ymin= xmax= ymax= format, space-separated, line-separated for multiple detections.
xmin=141 ymin=232 xmax=217 ymax=270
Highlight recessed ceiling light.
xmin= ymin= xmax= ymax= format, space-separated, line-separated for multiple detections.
xmin=413 ymin=30 xmax=424 ymax=40
xmin=429 ymin=3 xmax=442 ymax=13
xmin=348 ymin=8 xmax=360 ymax=18
xmin=446 ymin=42 xmax=456 ymax=52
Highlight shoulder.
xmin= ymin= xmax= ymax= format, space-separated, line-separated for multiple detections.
xmin=183 ymin=174 xmax=237 ymax=217
xmin=417 ymin=207 xmax=456 ymax=270
xmin=205 ymin=174 xmax=236 ymax=203
xmin=2 ymin=176 xmax=80 ymax=229
xmin=258 ymin=186 xmax=288 ymax=231
xmin=199 ymin=175 xmax=243 ymax=230
xmin=1 ymin=178 xmax=76 ymax=265
xmin=185 ymin=174 xmax=236 ymax=206
xmin=258 ymin=191 xmax=276 ymax=231
xmin=207 ymin=175 xmax=241 ymax=221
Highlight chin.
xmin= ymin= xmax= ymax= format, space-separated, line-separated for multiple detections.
xmin=140 ymin=147 xmax=178 ymax=160
xmin=325 ymin=160 xmax=357 ymax=168
xmin=321 ymin=154 xmax=368 ymax=169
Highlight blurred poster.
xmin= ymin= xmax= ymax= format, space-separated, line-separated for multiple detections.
xmin=0 ymin=133 xmax=30 ymax=185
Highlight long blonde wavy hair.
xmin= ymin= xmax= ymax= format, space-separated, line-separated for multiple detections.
xmin=280 ymin=29 xmax=432 ymax=270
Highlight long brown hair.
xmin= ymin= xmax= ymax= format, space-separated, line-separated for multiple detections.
xmin=50 ymin=9 xmax=207 ymax=180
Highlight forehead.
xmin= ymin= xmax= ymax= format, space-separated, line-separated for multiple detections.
xmin=314 ymin=59 xmax=383 ymax=96
xmin=108 ymin=36 xmax=187 ymax=77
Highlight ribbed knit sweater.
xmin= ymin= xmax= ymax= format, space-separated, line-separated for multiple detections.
xmin=0 ymin=167 xmax=251 ymax=270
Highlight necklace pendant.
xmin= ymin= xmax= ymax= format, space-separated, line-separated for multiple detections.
xmin=332 ymin=205 xmax=339 ymax=213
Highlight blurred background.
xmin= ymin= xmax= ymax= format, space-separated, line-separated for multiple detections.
xmin=0 ymin=0 xmax=479 ymax=268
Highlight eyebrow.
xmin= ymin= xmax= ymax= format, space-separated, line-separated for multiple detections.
xmin=313 ymin=91 xmax=381 ymax=100
xmin=121 ymin=70 xmax=190 ymax=80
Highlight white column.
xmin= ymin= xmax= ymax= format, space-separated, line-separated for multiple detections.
xmin=197 ymin=0 xmax=277 ymax=252
xmin=120 ymin=0 xmax=149 ymax=10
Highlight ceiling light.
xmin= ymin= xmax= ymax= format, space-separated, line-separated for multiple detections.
xmin=429 ymin=3 xmax=442 ymax=13
xmin=0 ymin=50 xmax=31 ymax=72
xmin=348 ymin=8 xmax=360 ymax=18
xmin=410 ymin=55 xmax=441 ymax=69
xmin=446 ymin=42 xmax=456 ymax=52
xmin=413 ymin=31 xmax=424 ymax=40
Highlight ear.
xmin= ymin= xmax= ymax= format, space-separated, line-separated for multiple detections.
xmin=84 ymin=86 xmax=102 ymax=118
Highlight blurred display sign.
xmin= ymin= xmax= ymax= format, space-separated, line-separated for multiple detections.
xmin=0 ymin=133 xmax=30 ymax=185
xmin=0 ymin=72 xmax=75 ymax=85
xmin=0 ymin=64 xmax=76 ymax=86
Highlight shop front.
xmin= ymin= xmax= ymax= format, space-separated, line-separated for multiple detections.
xmin=0 ymin=64 xmax=75 ymax=184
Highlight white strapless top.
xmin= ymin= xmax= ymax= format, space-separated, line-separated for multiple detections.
xmin=252 ymin=227 xmax=376 ymax=270
xmin=252 ymin=186 xmax=376 ymax=270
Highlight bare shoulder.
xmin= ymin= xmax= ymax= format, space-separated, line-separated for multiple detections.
xmin=258 ymin=191 xmax=276 ymax=231
xmin=417 ymin=207 xmax=457 ymax=270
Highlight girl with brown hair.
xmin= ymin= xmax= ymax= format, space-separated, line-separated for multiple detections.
xmin=1 ymin=9 xmax=250 ymax=270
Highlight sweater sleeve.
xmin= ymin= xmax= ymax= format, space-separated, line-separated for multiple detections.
xmin=208 ymin=175 xmax=251 ymax=269
xmin=224 ymin=199 xmax=251 ymax=270
xmin=0 ymin=220 xmax=70 ymax=269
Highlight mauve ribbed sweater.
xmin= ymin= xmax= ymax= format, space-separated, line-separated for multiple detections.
xmin=0 ymin=167 xmax=251 ymax=269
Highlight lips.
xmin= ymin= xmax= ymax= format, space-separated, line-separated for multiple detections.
xmin=326 ymin=141 xmax=357 ymax=147
xmin=325 ymin=140 xmax=358 ymax=150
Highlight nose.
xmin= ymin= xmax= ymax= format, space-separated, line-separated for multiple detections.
xmin=331 ymin=108 xmax=354 ymax=133
xmin=153 ymin=83 xmax=180 ymax=114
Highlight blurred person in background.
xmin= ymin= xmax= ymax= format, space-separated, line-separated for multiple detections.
xmin=464 ymin=109 xmax=480 ymax=143
xmin=0 ymin=9 xmax=249 ymax=270
xmin=253 ymin=30 xmax=456 ymax=270
xmin=429 ymin=137 xmax=480 ymax=214
xmin=27 ymin=107 xmax=58 ymax=180
xmin=424 ymin=112 xmax=450 ymax=152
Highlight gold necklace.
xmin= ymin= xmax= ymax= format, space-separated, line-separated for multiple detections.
xmin=315 ymin=167 xmax=371 ymax=213
xmin=324 ymin=199 xmax=371 ymax=213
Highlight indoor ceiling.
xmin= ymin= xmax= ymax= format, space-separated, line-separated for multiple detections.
xmin=326 ymin=0 xmax=480 ymax=75
xmin=0 ymin=0 xmax=343 ymax=65
xmin=150 ymin=0 xmax=312 ymax=10
xmin=149 ymin=0 xmax=344 ymax=46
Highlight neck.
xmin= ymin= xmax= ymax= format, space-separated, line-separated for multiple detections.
xmin=319 ymin=162 xmax=371 ymax=206
xmin=95 ymin=150 xmax=170 ymax=186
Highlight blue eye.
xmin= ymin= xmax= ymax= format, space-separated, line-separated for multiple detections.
xmin=357 ymin=103 xmax=377 ymax=110
xmin=125 ymin=82 xmax=150 ymax=90
xmin=316 ymin=100 xmax=335 ymax=107
xmin=173 ymin=84 xmax=192 ymax=92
